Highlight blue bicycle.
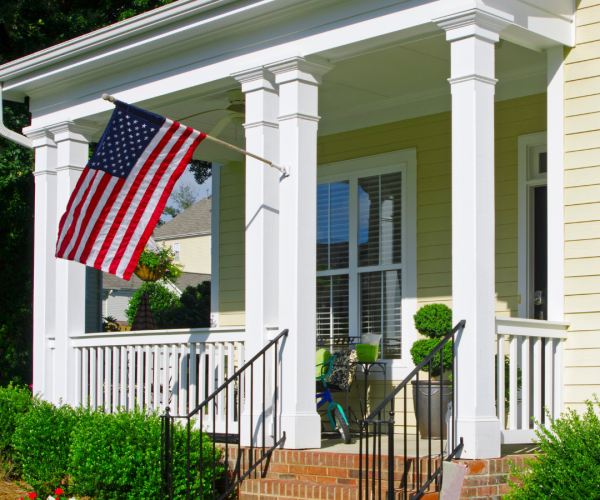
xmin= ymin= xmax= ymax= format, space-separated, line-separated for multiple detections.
xmin=316 ymin=354 xmax=351 ymax=444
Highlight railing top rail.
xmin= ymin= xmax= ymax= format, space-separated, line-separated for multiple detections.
xmin=364 ymin=319 xmax=465 ymax=421
xmin=495 ymin=316 xmax=569 ymax=339
xmin=71 ymin=327 xmax=246 ymax=347
xmin=185 ymin=329 xmax=289 ymax=419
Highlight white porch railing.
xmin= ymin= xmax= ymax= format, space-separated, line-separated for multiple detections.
xmin=495 ymin=317 xmax=569 ymax=444
xmin=70 ymin=327 xmax=245 ymax=429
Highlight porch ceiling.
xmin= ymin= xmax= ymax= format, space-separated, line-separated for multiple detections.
xmin=150 ymin=34 xmax=546 ymax=163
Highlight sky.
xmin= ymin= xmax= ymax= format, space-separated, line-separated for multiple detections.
xmin=162 ymin=164 xmax=212 ymax=222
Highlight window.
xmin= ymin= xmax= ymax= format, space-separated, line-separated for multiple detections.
xmin=316 ymin=165 xmax=407 ymax=360
xmin=173 ymin=242 xmax=180 ymax=260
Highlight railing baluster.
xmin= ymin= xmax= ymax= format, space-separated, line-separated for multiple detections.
xmin=105 ymin=347 xmax=112 ymax=411
xmin=554 ymin=338 xmax=565 ymax=420
xmin=533 ymin=336 xmax=542 ymax=428
xmin=136 ymin=345 xmax=143 ymax=408
xmin=90 ymin=347 xmax=97 ymax=409
xmin=180 ymin=343 xmax=188 ymax=415
xmin=227 ymin=343 xmax=235 ymax=427
xmin=153 ymin=345 xmax=160 ymax=411
xmin=120 ymin=346 xmax=127 ymax=409
xmin=144 ymin=345 xmax=151 ymax=408
xmin=128 ymin=346 xmax=135 ymax=410
xmin=189 ymin=343 xmax=197 ymax=412
xmin=97 ymin=347 xmax=104 ymax=409
xmin=75 ymin=348 xmax=82 ymax=406
xmin=519 ymin=336 xmax=530 ymax=430
xmin=162 ymin=345 xmax=169 ymax=412
xmin=497 ymin=334 xmax=505 ymax=430
xmin=171 ymin=345 xmax=179 ymax=414
xmin=207 ymin=343 xmax=215 ymax=426
xmin=112 ymin=346 xmax=119 ymax=413
xmin=217 ymin=343 xmax=225 ymax=427
xmin=509 ymin=335 xmax=518 ymax=430
xmin=544 ymin=337 xmax=554 ymax=422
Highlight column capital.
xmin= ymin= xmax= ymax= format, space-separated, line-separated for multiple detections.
xmin=48 ymin=120 xmax=97 ymax=144
xmin=434 ymin=6 xmax=513 ymax=43
xmin=231 ymin=67 xmax=277 ymax=93
xmin=266 ymin=56 xmax=333 ymax=85
xmin=24 ymin=127 xmax=56 ymax=149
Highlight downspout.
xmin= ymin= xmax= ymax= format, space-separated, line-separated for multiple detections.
xmin=0 ymin=83 xmax=33 ymax=149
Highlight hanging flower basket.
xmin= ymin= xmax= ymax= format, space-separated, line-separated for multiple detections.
xmin=134 ymin=244 xmax=183 ymax=283
xmin=134 ymin=263 xmax=162 ymax=282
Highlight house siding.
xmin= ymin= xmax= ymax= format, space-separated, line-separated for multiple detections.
xmin=563 ymin=1 xmax=600 ymax=413
xmin=318 ymin=93 xmax=546 ymax=318
xmin=163 ymin=234 xmax=211 ymax=274
xmin=219 ymin=161 xmax=246 ymax=327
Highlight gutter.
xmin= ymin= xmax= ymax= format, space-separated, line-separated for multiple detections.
xmin=0 ymin=83 xmax=33 ymax=149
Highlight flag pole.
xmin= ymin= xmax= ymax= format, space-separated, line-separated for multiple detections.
xmin=101 ymin=94 xmax=288 ymax=176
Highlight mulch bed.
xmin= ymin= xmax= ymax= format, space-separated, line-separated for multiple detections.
xmin=0 ymin=480 xmax=31 ymax=500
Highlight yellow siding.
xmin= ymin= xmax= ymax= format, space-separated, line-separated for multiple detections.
xmin=318 ymin=93 xmax=546 ymax=317
xmin=219 ymin=161 xmax=245 ymax=326
xmin=563 ymin=1 xmax=600 ymax=409
xmin=164 ymin=234 xmax=211 ymax=274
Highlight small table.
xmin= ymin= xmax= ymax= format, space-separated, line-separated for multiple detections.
xmin=346 ymin=361 xmax=387 ymax=431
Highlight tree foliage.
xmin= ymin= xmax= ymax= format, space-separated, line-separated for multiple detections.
xmin=0 ymin=0 xmax=178 ymax=386
xmin=162 ymin=182 xmax=198 ymax=219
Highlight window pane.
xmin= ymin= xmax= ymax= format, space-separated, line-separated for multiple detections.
xmin=381 ymin=172 xmax=402 ymax=265
xmin=317 ymin=184 xmax=329 ymax=271
xmin=383 ymin=270 xmax=402 ymax=359
xmin=317 ymin=275 xmax=349 ymax=344
xmin=330 ymin=182 xmax=350 ymax=269
xmin=316 ymin=182 xmax=349 ymax=271
xmin=360 ymin=271 xmax=382 ymax=339
xmin=358 ymin=176 xmax=380 ymax=267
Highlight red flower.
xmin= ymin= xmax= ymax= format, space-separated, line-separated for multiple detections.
xmin=28 ymin=493 xmax=37 ymax=499
xmin=55 ymin=488 xmax=64 ymax=495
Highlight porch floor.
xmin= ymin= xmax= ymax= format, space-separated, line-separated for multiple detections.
xmin=312 ymin=436 xmax=539 ymax=458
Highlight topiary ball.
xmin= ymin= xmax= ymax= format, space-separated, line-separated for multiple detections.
xmin=414 ymin=303 xmax=452 ymax=339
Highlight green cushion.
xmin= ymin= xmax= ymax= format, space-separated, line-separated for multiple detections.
xmin=316 ymin=349 xmax=332 ymax=378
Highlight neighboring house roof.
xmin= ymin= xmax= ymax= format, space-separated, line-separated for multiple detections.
xmin=154 ymin=197 xmax=211 ymax=240
xmin=102 ymin=271 xmax=210 ymax=291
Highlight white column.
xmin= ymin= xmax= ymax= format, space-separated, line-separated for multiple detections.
xmin=547 ymin=46 xmax=565 ymax=322
xmin=267 ymin=56 xmax=333 ymax=449
xmin=233 ymin=68 xmax=280 ymax=446
xmin=436 ymin=7 xmax=511 ymax=459
xmin=50 ymin=121 xmax=96 ymax=406
xmin=26 ymin=127 xmax=57 ymax=400
xmin=210 ymin=163 xmax=220 ymax=327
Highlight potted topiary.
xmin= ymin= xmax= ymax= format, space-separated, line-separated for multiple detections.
xmin=409 ymin=303 xmax=453 ymax=439
xmin=134 ymin=244 xmax=183 ymax=282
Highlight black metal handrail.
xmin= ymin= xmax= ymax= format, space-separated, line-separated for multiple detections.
xmin=359 ymin=320 xmax=466 ymax=500
xmin=161 ymin=329 xmax=288 ymax=500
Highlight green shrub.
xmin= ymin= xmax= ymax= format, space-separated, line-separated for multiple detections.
xmin=69 ymin=407 xmax=224 ymax=500
xmin=12 ymin=399 xmax=86 ymax=498
xmin=505 ymin=398 xmax=600 ymax=500
xmin=157 ymin=282 xmax=211 ymax=329
xmin=0 ymin=384 xmax=33 ymax=464
xmin=125 ymin=281 xmax=179 ymax=325
xmin=409 ymin=338 xmax=453 ymax=378
xmin=413 ymin=303 xmax=452 ymax=339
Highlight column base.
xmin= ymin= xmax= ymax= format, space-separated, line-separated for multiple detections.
xmin=456 ymin=416 xmax=501 ymax=459
xmin=280 ymin=412 xmax=322 ymax=449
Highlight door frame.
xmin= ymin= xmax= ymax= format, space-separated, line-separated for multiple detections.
xmin=518 ymin=132 xmax=548 ymax=319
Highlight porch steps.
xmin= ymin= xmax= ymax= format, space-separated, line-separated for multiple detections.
xmin=229 ymin=448 xmax=438 ymax=500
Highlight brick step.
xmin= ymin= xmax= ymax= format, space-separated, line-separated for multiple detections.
xmin=239 ymin=478 xmax=439 ymax=500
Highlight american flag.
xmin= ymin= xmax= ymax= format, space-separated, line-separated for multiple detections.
xmin=55 ymin=100 xmax=206 ymax=280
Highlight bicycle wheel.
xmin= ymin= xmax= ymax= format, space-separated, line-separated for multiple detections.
xmin=332 ymin=407 xmax=351 ymax=444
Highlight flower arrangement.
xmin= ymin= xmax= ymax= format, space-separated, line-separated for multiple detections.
xmin=134 ymin=244 xmax=183 ymax=283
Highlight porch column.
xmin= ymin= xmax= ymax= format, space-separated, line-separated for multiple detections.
xmin=267 ymin=56 xmax=333 ymax=449
xmin=232 ymin=67 xmax=280 ymax=446
xmin=27 ymin=127 xmax=58 ymax=400
xmin=49 ymin=121 xmax=96 ymax=406
xmin=436 ymin=7 xmax=511 ymax=459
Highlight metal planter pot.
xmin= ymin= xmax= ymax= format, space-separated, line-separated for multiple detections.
xmin=411 ymin=380 xmax=452 ymax=439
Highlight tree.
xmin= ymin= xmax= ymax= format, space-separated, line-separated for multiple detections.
xmin=189 ymin=160 xmax=212 ymax=185
xmin=0 ymin=0 xmax=176 ymax=386
xmin=162 ymin=182 xmax=198 ymax=219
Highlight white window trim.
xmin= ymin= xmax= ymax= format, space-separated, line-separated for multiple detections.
xmin=318 ymin=149 xmax=417 ymax=379
xmin=518 ymin=132 xmax=547 ymax=319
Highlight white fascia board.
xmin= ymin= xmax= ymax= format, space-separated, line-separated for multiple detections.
xmin=9 ymin=0 xmax=572 ymax=129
